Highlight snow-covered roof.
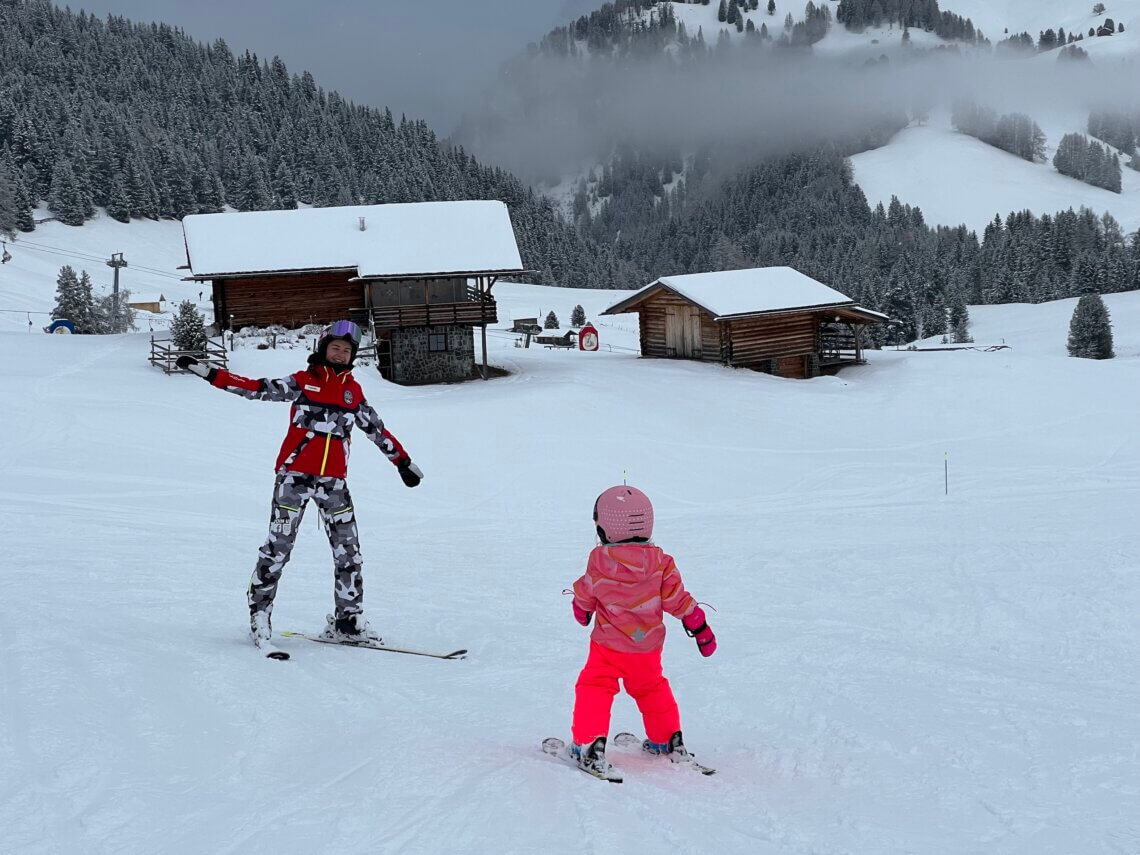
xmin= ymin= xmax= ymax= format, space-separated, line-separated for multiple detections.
xmin=182 ymin=201 xmax=525 ymax=280
xmin=602 ymin=267 xmax=855 ymax=319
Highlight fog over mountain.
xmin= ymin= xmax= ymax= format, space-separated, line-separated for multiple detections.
xmin=457 ymin=41 xmax=1138 ymax=186
xmin=67 ymin=0 xmax=601 ymax=132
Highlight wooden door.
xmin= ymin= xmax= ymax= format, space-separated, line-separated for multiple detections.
xmin=686 ymin=309 xmax=703 ymax=357
xmin=665 ymin=306 xmax=702 ymax=357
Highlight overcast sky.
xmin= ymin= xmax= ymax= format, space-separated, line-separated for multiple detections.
xmin=71 ymin=0 xmax=600 ymax=133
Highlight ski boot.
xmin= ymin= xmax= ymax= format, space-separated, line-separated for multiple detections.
xmin=250 ymin=609 xmax=272 ymax=647
xmin=320 ymin=612 xmax=381 ymax=643
xmin=570 ymin=736 xmax=614 ymax=778
xmin=644 ymin=730 xmax=694 ymax=764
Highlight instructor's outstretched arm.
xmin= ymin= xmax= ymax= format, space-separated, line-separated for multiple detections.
xmin=176 ymin=355 xmax=300 ymax=403
xmin=354 ymin=399 xmax=423 ymax=487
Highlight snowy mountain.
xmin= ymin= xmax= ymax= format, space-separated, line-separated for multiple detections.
xmin=465 ymin=0 xmax=1140 ymax=240
xmin=3 ymin=266 xmax=1139 ymax=852
xmin=850 ymin=108 xmax=1140 ymax=234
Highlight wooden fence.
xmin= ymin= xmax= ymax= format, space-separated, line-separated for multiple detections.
xmin=149 ymin=335 xmax=229 ymax=374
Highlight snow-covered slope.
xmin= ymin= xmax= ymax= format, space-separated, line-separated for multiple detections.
xmin=2 ymin=269 xmax=1138 ymax=852
xmin=0 ymin=211 xmax=201 ymax=332
xmin=847 ymin=3 xmax=1140 ymax=233
xmin=945 ymin=0 xmax=1140 ymax=44
xmin=851 ymin=109 xmax=1140 ymax=234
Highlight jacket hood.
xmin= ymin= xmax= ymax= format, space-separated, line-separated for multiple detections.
xmin=591 ymin=544 xmax=661 ymax=583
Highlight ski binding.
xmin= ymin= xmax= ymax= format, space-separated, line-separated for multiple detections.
xmin=613 ymin=732 xmax=716 ymax=775
xmin=541 ymin=737 xmax=623 ymax=783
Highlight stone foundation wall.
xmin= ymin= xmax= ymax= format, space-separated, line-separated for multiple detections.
xmin=390 ymin=325 xmax=474 ymax=384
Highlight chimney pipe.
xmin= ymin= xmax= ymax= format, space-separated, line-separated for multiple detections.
xmin=359 ymin=216 xmax=366 ymax=231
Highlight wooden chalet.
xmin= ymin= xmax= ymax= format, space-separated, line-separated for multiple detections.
xmin=181 ymin=201 xmax=528 ymax=384
xmin=602 ymin=267 xmax=889 ymax=379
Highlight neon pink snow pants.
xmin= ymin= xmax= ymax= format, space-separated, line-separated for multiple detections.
xmin=572 ymin=641 xmax=680 ymax=745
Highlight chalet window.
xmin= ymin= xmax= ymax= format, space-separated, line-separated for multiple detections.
xmin=428 ymin=330 xmax=449 ymax=352
xmin=400 ymin=280 xmax=426 ymax=305
xmin=428 ymin=278 xmax=464 ymax=304
xmin=370 ymin=282 xmax=400 ymax=307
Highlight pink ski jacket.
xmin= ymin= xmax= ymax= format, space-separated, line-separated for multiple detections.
xmin=572 ymin=544 xmax=697 ymax=654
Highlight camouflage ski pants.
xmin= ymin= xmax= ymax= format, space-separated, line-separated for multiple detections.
xmin=248 ymin=472 xmax=364 ymax=619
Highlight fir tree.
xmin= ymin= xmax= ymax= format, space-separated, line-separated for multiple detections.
xmin=106 ymin=175 xmax=131 ymax=223
xmin=51 ymin=265 xmax=96 ymax=333
xmin=768 ymin=0 xmax=776 ymax=13
xmin=719 ymin=0 xmax=728 ymax=22
xmin=13 ymin=175 xmax=35 ymax=232
xmin=948 ymin=291 xmax=973 ymax=342
xmin=170 ymin=300 xmax=208 ymax=353
xmin=235 ymin=155 xmax=271 ymax=212
xmin=48 ymin=160 xmax=88 ymax=226
xmin=571 ymin=304 xmax=587 ymax=327
xmin=0 ymin=169 xmax=16 ymax=237
xmin=273 ymin=158 xmax=298 ymax=209
xmin=1066 ymin=293 xmax=1113 ymax=358
xmin=544 ymin=310 xmax=560 ymax=329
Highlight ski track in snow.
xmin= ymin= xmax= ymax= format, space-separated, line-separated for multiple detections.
xmin=1 ymin=281 xmax=1139 ymax=853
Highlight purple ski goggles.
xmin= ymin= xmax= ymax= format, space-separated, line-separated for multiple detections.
xmin=324 ymin=320 xmax=361 ymax=346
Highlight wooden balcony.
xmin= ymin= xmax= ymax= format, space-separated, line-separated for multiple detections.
xmin=370 ymin=297 xmax=497 ymax=329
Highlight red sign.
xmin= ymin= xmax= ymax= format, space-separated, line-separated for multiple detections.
xmin=578 ymin=324 xmax=599 ymax=351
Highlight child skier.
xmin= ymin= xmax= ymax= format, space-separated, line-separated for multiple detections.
xmin=175 ymin=320 xmax=423 ymax=648
xmin=567 ymin=485 xmax=716 ymax=777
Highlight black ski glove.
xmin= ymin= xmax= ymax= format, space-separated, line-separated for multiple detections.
xmin=398 ymin=458 xmax=423 ymax=488
xmin=175 ymin=355 xmax=210 ymax=378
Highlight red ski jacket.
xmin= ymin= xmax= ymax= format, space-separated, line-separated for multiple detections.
xmin=206 ymin=364 xmax=408 ymax=478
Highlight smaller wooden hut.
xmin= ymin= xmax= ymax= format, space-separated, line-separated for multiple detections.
xmin=601 ymin=267 xmax=888 ymax=379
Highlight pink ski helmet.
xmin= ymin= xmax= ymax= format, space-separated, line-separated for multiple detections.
xmin=593 ymin=485 xmax=654 ymax=544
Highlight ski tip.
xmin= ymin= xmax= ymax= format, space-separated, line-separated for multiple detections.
xmin=445 ymin=649 xmax=468 ymax=659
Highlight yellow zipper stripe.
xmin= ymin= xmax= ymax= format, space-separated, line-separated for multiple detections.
xmin=320 ymin=434 xmax=332 ymax=476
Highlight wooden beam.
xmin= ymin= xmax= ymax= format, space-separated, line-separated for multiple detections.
xmin=479 ymin=275 xmax=488 ymax=380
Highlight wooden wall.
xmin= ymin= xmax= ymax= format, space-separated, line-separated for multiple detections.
xmin=638 ymin=292 xmax=723 ymax=361
xmin=632 ymin=298 xmax=829 ymax=379
xmin=214 ymin=271 xmax=365 ymax=329
xmin=726 ymin=313 xmax=819 ymax=377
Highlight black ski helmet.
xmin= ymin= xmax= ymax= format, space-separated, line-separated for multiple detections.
xmin=314 ymin=319 xmax=362 ymax=364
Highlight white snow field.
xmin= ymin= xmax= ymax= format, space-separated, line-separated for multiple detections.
xmin=2 ymin=259 xmax=1139 ymax=853
xmin=944 ymin=0 xmax=1140 ymax=47
xmin=851 ymin=109 xmax=1140 ymax=236
xmin=0 ymin=212 xmax=198 ymax=333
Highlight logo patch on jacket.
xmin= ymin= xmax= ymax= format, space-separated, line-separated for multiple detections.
xmin=343 ymin=390 xmax=354 ymax=405
xmin=304 ymin=384 xmax=321 ymax=392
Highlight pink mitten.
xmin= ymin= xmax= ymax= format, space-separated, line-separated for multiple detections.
xmin=572 ymin=601 xmax=592 ymax=627
xmin=682 ymin=606 xmax=717 ymax=657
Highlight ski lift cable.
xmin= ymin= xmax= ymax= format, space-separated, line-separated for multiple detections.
xmin=8 ymin=238 xmax=183 ymax=280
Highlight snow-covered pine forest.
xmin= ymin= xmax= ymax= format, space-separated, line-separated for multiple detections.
xmin=1 ymin=0 xmax=1140 ymax=343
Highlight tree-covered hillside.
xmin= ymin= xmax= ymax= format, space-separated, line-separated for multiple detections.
xmin=0 ymin=0 xmax=617 ymax=288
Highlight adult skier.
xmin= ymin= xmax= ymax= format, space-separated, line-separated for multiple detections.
xmin=175 ymin=320 xmax=423 ymax=648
